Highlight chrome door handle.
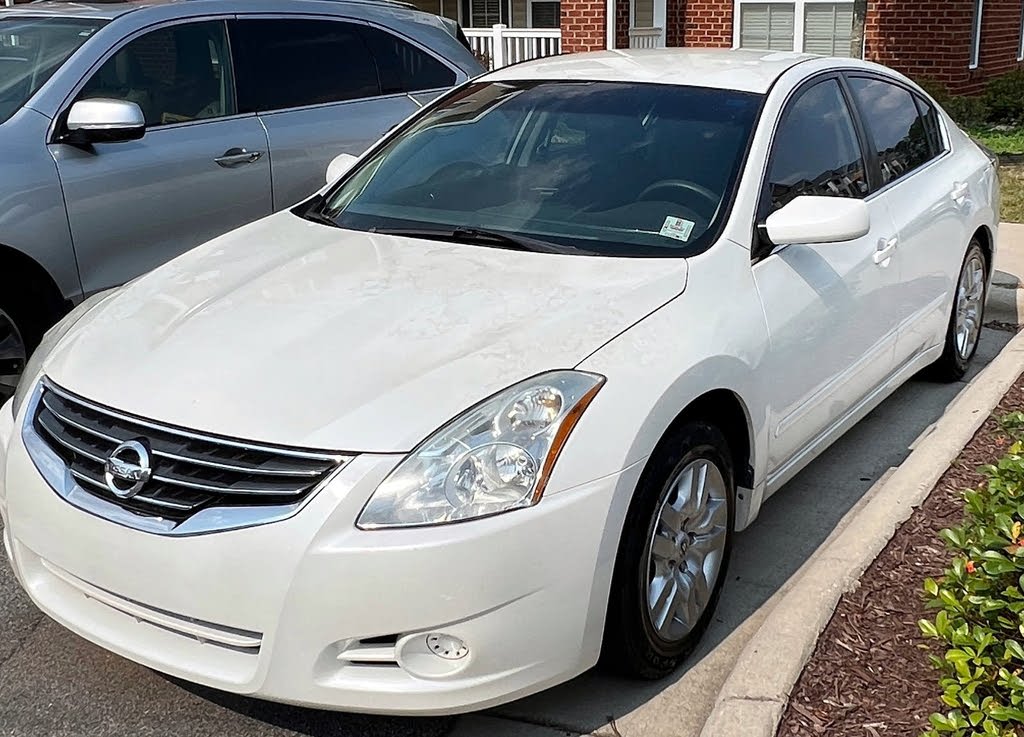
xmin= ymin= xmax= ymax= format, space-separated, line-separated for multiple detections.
xmin=214 ymin=148 xmax=264 ymax=168
xmin=873 ymin=236 xmax=898 ymax=264
xmin=951 ymin=181 xmax=969 ymax=202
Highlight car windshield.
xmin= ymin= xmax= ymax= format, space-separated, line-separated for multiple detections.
xmin=0 ymin=16 xmax=106 ymax=124
xmin=320 ymin=80 xmax=763 ymax=256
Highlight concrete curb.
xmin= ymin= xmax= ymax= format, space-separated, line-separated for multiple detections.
xmin=700 ymin=327 xmax=1024 ymax=737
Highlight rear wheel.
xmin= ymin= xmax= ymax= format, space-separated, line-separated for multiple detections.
xmin=602 ymin=421 xmax=734 ymax=679
xmin=930 ymin=240 xmax=987 ymax=382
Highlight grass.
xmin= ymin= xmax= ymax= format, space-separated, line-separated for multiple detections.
xmin=969 ymin=126 xmax=1024 ymax=155
xmin=1002 ymin=165 xmax=1024 ymax=223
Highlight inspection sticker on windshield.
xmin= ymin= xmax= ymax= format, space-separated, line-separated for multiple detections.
xmin=659 ymin=216 xmax=695 ymax=242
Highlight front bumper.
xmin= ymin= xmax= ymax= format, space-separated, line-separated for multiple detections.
xmin=0 ymin=398 xmax=634 ymax=715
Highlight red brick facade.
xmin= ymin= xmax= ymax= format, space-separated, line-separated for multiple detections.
xmin=560 ymin=0 xmax=608 ymax=52
xmin=570 ymin=0 xmax=1024 ymax=94
xmin=866 ymin=0 xmax=1023 ymax=94
xmin=679 ymin=0 xmax=733 ymax=46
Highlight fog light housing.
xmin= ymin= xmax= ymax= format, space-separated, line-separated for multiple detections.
xmin=426 ymin=633 xmax=468 ymax=661
xmin=396 ymin=632 xmax=472 ymax=679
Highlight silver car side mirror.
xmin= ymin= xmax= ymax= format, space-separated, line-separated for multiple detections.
xmin=326 ymin=153 xmax=359 ymax=184
xmin=65 ymin=99 xmax=146 ymax=144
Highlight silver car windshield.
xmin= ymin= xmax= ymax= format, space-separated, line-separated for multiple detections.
xmin=321 ymin=81 xmax=762 ymax=256
xmin=0 ymin=16 xmax=106 ymax=124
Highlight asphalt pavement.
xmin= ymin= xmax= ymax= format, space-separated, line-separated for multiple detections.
xmin=2 ymin=231 xmax=1022 ymax=737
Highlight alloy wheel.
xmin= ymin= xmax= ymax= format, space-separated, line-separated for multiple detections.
xmin=645 ymin=458 xmax=729 ymax=643
xmin=0 ymin=308 xmax=26 ymax=404
xmin=955 ymin=252 xmax=986 ymax=360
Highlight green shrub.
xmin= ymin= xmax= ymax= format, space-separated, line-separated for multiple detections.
xmin=984 ymin=71 xmax=1024 ymax=125
xmin=916 ymin=78 xmax=990 ymax=128
xmin=919 ymin=417 xmax=1024 ymax=736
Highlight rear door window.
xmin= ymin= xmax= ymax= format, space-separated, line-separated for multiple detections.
xmin=358 ymin=25 xmax=456 ymax=94
xmin=230 ymin=19 xmax=380 ymax=112
xmin=847 ymin=76 xmax=936 ymax=186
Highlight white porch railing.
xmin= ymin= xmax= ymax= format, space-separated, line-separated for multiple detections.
xmin=464 ymin=25 xmax=561 ymax=69
xmin=628 ymin=27 xmax=663 ymax=48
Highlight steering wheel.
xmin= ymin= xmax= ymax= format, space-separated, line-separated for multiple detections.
xmin=637 ymin=179 xmax=720 ymax=210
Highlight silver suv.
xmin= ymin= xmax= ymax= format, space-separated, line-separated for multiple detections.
xmin=0 ymin=0 xmax=481 ymax=401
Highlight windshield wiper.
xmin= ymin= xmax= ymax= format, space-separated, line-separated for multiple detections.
xmin=372 ymin=226 xmax=597 ymax=256
xmin=293 ymin=195 xmax=341 ymax=229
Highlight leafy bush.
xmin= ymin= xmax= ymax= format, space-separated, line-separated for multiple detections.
xmin=919 ymin=415 xmax=1024 ymax=736
xmin=916 ymin=78 xmax=990 ymax=129
xmin=984 ymin=71 xmax=1024 ymax=126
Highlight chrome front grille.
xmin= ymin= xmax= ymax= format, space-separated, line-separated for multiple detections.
xmin=30 ymin=380 xmax=349 ymax=529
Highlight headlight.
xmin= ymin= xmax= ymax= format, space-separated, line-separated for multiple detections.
xmin=10 ymin=289 xmax=119 ymax=418
xmin=357 ymin=371 xmax=605 ymax=529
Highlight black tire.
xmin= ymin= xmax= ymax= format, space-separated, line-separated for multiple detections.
xmin=601 ymin=420 xmax=735 ymax=679
xmin=929 ymin=240 xmax=987 ymax=383
xmin=0 ymin=266 xmax=66 ymax=402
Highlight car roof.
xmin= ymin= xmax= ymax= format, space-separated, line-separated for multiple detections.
xmin=485 ymin=48 xmax=830 ymax=94
xmin=1 ymin=0 xmax=432 ymax=22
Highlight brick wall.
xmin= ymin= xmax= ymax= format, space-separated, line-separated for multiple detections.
xmin=864 ymin=0 xmax=1022 ymax=95
xmin=561 ymin=0 xmax=608 ymax=52
xmin=680 ymin=0 xmax=733 ymax=47
xmin=616 ymin=0 xmax=630 ymax=48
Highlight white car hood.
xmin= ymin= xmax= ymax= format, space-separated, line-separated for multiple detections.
xmin=44 ymin=213 xmax=688 ymax=452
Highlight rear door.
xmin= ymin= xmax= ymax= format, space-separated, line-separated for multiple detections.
xmin=844 ymin=74 xmax=969 ymax=363
xmin=229 ymin=17 xmax=457 ymax=209
xmin=52 ymin=19 xmax=273 ymax=293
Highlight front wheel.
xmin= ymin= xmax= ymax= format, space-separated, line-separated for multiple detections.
xmin=0 ymin=307 xmax=28 ymax=405
xmin=930 ymin=240 xmax=987 ymax=382
xmin=602 ymin=421 xmax=734 ymax=679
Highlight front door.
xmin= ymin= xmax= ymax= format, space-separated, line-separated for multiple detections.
xmin=751 ymin=77 xmax=902 ymax=482
xmin=51 ymin=19 xmax=272 ymax=293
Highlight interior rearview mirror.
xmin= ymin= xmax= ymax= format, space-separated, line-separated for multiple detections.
xmin=763 ymin=195 xmax=870 ymax=246
xmin=65 ymin=99 xmax=145 ymax=144
xmin=326 ymin=153 xmax=359 ymax=184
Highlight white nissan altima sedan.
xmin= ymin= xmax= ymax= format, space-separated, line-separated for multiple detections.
xmin=0 ymin=49 xmax=999 ymax=714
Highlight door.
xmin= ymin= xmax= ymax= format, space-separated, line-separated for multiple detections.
xmin=51 ymin=20 xmax=272 ymax=293
xmin=845 ymin=75 xmax=970 ymax=362
xmin=751 ymin=77 xmax=902 ymax=476
xmin=229 ymin=19 xmax=453 ymax=208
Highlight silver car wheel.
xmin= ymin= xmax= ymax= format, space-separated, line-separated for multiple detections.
xmin=954 ymin=252 xmax=985 ymax=360
xmin=0 ymin=308 xmax=26 ymax=403
xmin=645 ymin=458 xmax=728 ymax=643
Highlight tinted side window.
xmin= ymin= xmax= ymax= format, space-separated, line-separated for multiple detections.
xmin=78 ymin=21 xmax=236 ymax=127
xmin=848 ymin=76 xmax=933 ymax=186
xmin=359 ymin=26 xmax=456 ymax=94
xmin=767 ymin=78 xmax=867 ymax=212
xmin=231 ymin=20 xmax=380 ymax=112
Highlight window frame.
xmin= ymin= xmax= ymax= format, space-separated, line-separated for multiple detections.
xmin=841 ymin=71 xmax=951 ymax=196
xmin=227 ymin=13 xmax=462 ymax=116
xmin=1017 ymin=0 xmax=1023 ymax=62
xmin=970 ymin=0 xmax=983 ymax=69
xmin=733 ymin=0 xmax=855 ymax=54
xmin=51 ymin=15 xmax=243 ymax=142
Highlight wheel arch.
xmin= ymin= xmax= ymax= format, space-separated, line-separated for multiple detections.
xmin=0 ymin=244 xmax=72 ymax=348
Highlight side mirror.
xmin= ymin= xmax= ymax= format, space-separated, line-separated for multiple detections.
xmin=65 ymin=99 xmax=145 ymax=144
xmin=763 ymin=196 xmax=870 ymax=246
xmin=326 ymin=153 xmax=358 ymax=184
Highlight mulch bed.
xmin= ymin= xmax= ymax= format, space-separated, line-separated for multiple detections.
xmin=777 ymin=375 xmax=1024 ymax=737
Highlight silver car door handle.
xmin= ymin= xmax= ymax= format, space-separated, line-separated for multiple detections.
xmin=951 ymin=181 xmax=969 ymax=202
xmin=214 ymin=148 xmax=264 ymax=168
xmin=873 ymin=236 xmax=898 ymax=264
